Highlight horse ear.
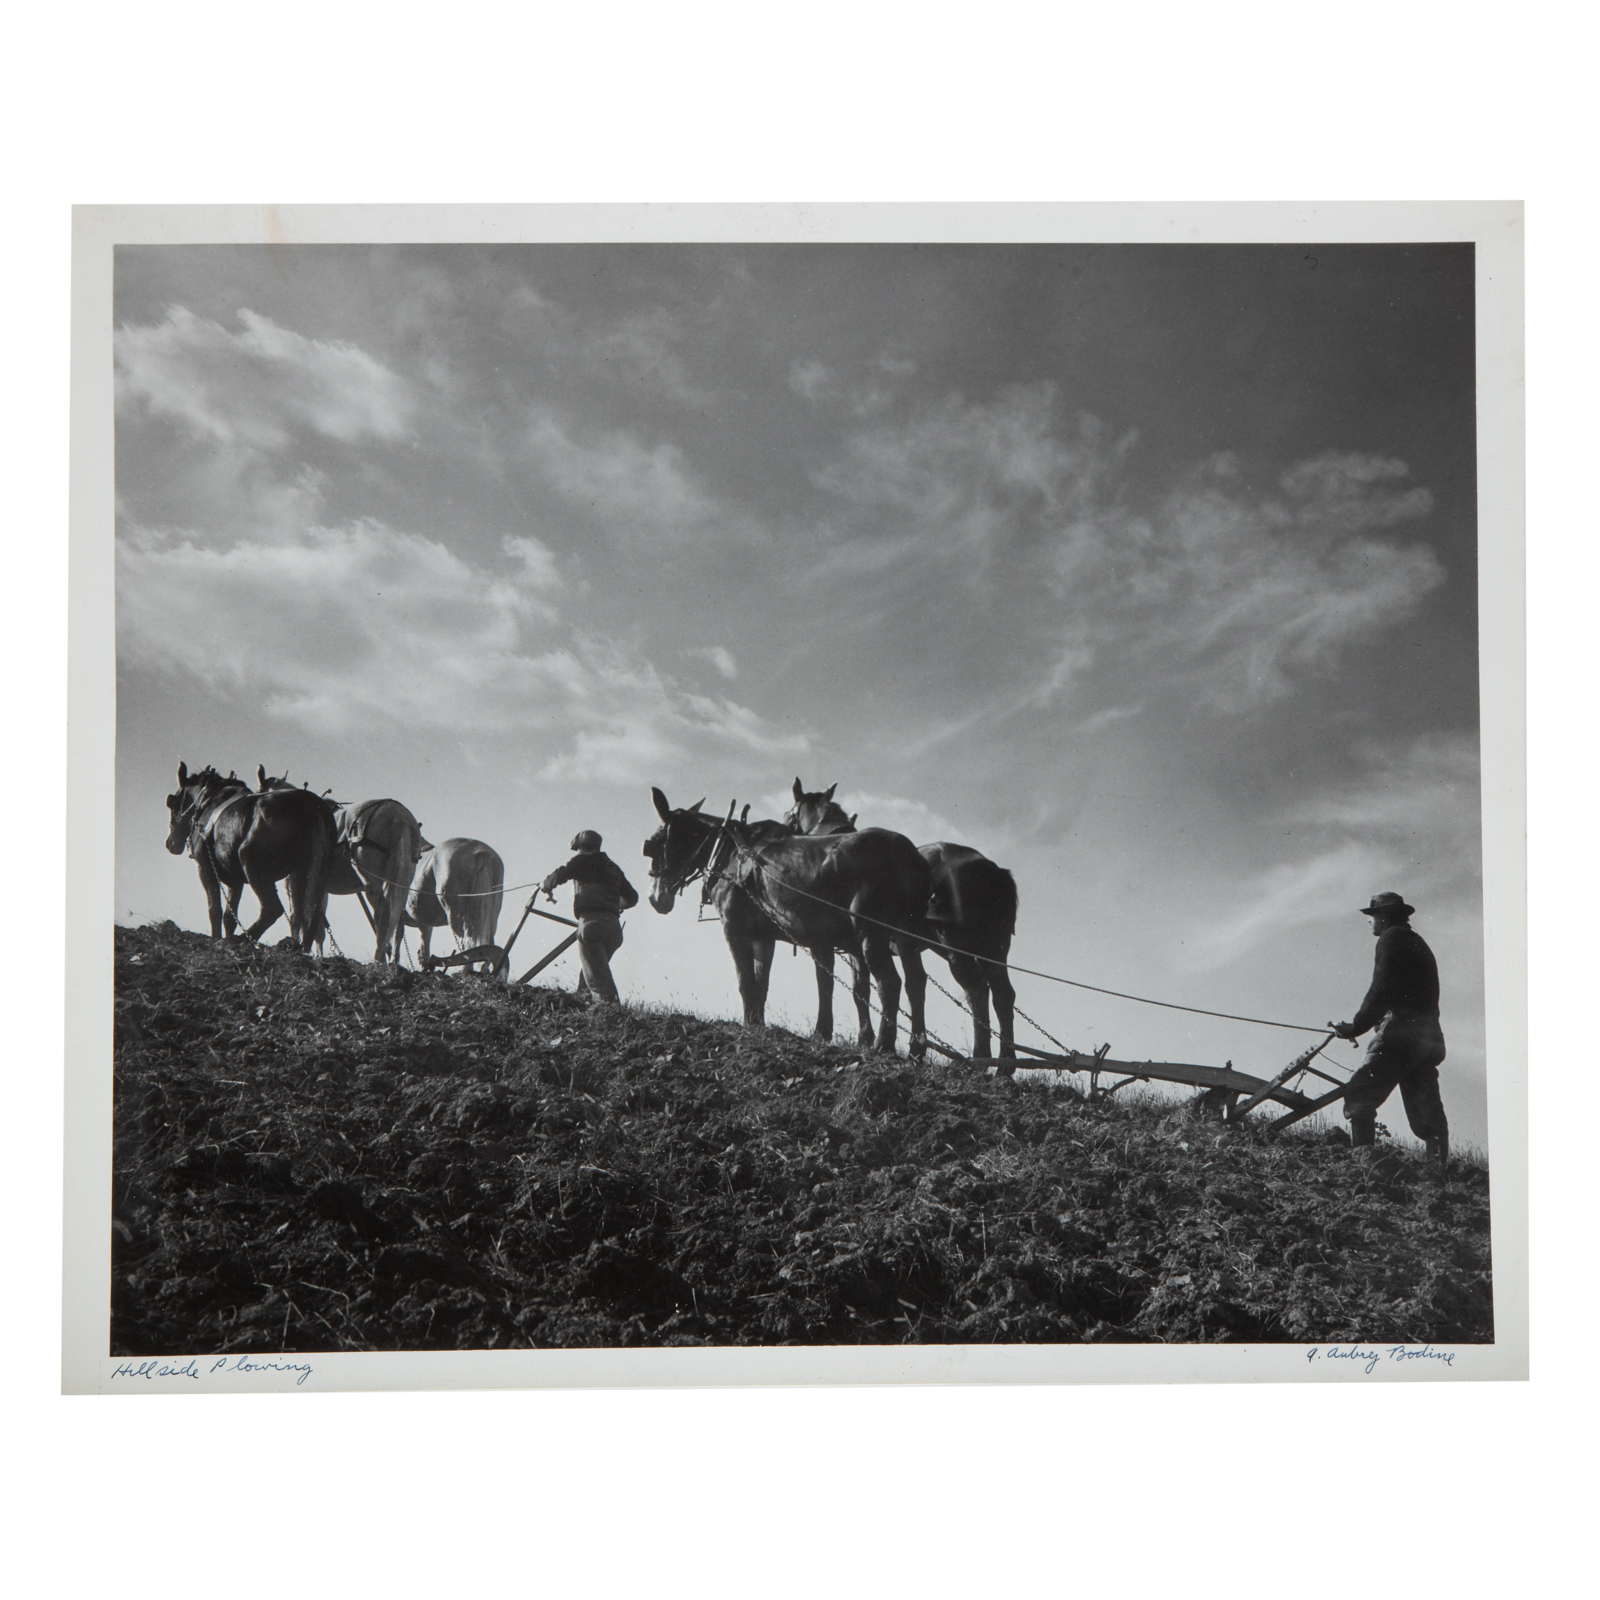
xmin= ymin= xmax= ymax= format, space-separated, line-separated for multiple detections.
xmin=652 ymin=787 xmax=672 ymax=821
xmin=177 ymin=761 xmax=188 ymax=784
xmin=688 ymin=798 xmax=705 ymax=814
xmin=793 ymin=777 xmax=804 ymax=802
xmin=848 ymin=813 xmax=858 ymax=829
xmin=256 ymin=765 xmax=267 ymax=788
xmin=824 ymin=783 xmax=837 ymax=802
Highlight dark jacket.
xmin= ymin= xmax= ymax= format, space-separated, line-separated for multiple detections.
xmin=1350 ymin=924 xmax=1440 ymax=1034
xmin=544 ymin=851 xmax=639 ymax=919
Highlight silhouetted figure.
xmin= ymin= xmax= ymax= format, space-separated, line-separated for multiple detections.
xmin=540 ymin=830 xmax=638 ymax=1003
xmin=1333 ymin=892 xmax=1449 ymax=1172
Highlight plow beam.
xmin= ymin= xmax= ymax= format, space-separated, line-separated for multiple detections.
xmin=1005 ymin=1042 xmax=1318 ymax=1114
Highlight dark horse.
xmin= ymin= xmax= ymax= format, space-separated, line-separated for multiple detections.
xmin=786 ymin=778 xmax=1019 ymax=1065
xmin=165 ymin=762 xmax=336 ymax=951
xmin=644 ymin=786 xmax=930 ymax=1056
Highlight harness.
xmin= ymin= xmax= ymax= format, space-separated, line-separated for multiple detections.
xmin=339 ymin=798 xmax=403 ymax=859
xmin=696 ymin=821 xmax=809 ymax=948
xmin=182 ymin=787 xmax=254 ymax=861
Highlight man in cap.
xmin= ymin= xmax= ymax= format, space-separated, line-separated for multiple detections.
xmin=1332 ymin=892 xmax=1449 ymax=1172
xmin=540 ymin=830 xmax=639 ymax=1004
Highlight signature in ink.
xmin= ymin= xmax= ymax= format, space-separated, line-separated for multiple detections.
xmin=1305 ymin=1343 xmax=1456 ymax=1373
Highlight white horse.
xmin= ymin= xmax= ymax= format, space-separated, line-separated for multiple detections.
xmin=405 ymin=837 xmax=505 ymax=969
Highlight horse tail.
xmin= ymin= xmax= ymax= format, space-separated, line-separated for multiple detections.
xmin=390 ymin=814 xmax=422 ymax=959
xmin=302 ymin=801 xmax=337 ymax=952
xmin=988 ymin=861 xmax=1019 ymax=942
xmin=475 ymin=847 xmax=505 ymax=947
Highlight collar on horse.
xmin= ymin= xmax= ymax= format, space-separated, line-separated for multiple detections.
xmin=340 ymin=797 xmax=402 ymax=858
xmin=185 ymin=786 xmax=254 ymax=860
xmin=699 ymin=811 xmax=783 ymax=912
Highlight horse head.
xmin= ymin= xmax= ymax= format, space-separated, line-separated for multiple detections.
xmin=166 ymin=762 xmax=241 ymax=855
xmin=785 ymin=777 xmax=856 ymax=836
xmin=643 ymin=786 xmax=715 ymax=913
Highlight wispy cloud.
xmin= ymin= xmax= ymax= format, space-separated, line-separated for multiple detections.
xmin=594 ymin=311 xmax=715 ymax=407
xmin=527 ymin=412 xmax=760 ymax=548
xmin=115 ymin=307 xmax=414 ymax=449
xmin=689 ymin=645 xmax=739 ymax=680
xmin=1186 ymin=732 xmax=1482 ymax=967
xmin=790 ymin=358 xmax=833 ymax=402
xmin=117 ymin=518 xmax=802 ymax=780
xmin=810 ymin=385 xmax=1445 ymax=718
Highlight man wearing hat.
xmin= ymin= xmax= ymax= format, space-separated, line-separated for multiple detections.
xmin=1332 ymin=892 xmax=1449 ymax=1171
xmin=540 ymin=830 xmax=639 ymax=1004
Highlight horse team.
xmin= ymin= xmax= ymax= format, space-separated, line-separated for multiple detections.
xmin=165 ymin=763 xmax=504 ymax=973
xmin=166 ymin=762 xmax=1018 ymax=1064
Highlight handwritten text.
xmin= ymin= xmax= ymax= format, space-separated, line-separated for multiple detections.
xmin=110 ymin=1355 xmax=314 ymax=1386
xmin=1304 ymin=1343 xmax=1456 ymax=1373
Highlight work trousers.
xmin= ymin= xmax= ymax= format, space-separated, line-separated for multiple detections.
xmin=576 ymin=914 xmax=624 ymax=1003
xmin=1342 ymin=1011 xmax=1448 ymax=1140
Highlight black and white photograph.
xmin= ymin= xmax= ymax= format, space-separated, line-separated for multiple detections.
xmin=65 ymin=204 xmax=1525 ymax=1387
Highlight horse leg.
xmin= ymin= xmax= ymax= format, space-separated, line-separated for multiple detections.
xmin=240 ymin=868 xmax=286 ymax=942
xmin=847 ymin=953 xmax=874 ymax=1046
xmin=861 ymin=933 xmax=902 ymax=1054
xmin=989 ymin=955 xmax=1017 ymax=1067
xmin=897 ymin=938 xmax=928 ymax=1060
xmin=214 ymin=856 xmax=245 ymax=940
xmin=750 ymin=932 xmax=776 ymax=1022
xmin=371 ymin=883 xmax=392 ymax=964
xmin=840 ymin=939 xmax=873 ymax=1050
xmin=811 ymin=946 xmax=836 ymax=1042
xmin=948 ymin=950 xmax=992 ymax=1060
xmin=418 ymin=923 xmax=433 ymax=967
xmin=723 ymin=921 xmax=767 ymax=1027
xmin=196 ymin=853 xmax=225 ymax=939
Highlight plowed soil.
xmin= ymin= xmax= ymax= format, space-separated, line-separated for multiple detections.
xmin=110 ymin=923 xmax=1494 ymax=1352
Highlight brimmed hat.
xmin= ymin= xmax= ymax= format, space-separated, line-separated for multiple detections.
xmin=571 ymin=829 xmax=602 ymax=852
xmin=1359 ymin=891 xmax=1414 ymax=917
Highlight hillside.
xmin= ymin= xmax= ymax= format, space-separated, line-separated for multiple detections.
xmin=110 ymin=923 xmax=1494 ymax=1352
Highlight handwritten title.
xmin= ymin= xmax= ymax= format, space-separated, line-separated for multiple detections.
xmin=1305 ymin=1344 xmax=1456 ymax=1374
xmin=110 ymin=1356 xmax=314 ymax=1386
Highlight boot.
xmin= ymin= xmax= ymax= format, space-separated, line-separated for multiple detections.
xmin=1348 ymin=1111 xmax=1376 ymax=1149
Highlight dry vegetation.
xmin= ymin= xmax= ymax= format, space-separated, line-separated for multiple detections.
xmin=110 ymin=922 xmax=1494 ymax=1353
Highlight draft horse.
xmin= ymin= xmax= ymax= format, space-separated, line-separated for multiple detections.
xmin=255 ymin=767 xmax=422 ymax=965
xmin=644 ymin=786 xmax=930 ymax=1056
xmin=405 ymin=837 xmax=505 ymax=969
xmin=165 ymin=762 xmax=335 ymax=952
xmin=786 ymin=778 xmax=1019 ymax=1064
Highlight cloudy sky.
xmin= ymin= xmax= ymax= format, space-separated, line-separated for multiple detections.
xmin=113 ymin=241 xmax=1485 ymax=1147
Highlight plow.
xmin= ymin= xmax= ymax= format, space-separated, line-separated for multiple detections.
xmin=923 ymin=1030 xmax=1351 ymax=1132
xmin=416 ymin=894 xmax=582 ymax=987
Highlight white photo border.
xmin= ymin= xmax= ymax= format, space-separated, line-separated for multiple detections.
xmin=64 ymin=201 xmax=1526 ymax=1393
